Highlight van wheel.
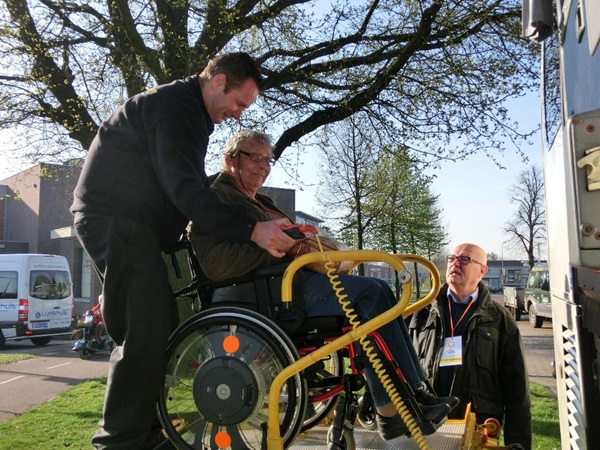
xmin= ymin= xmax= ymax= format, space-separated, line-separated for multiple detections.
xmin=31 ymin=336 xmax=52 ymax=346
xmin=528 ymin=307 xmax=543 ymax=328
xmin=0 ymin=331 xmax=5 ymax=348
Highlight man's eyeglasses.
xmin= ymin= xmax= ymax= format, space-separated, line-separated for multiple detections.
xmin=446 ymin=255 xmax=484 ymax=266
xmin=239 ymin=150 xmax=276 ymax=166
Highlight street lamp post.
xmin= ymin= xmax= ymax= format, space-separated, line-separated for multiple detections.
xmin=501 ymin=240 xmax=507 ymax=288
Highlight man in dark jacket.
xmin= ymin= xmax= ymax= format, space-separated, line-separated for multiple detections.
xmin=408 ymin=243 xmax=532 ymax=449
xmin=71 ymin=53 xmax=296 ymax=450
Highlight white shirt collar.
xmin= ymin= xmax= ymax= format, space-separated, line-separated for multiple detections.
xmin=446 ymin=286 xmax=479 ymax=305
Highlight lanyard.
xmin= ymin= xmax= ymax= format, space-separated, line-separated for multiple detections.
xmin=447 ymin=297 xmax=474 ymax=338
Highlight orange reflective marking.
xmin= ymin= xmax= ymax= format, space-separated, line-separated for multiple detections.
xmin=223 ymin=335 xmax=240 ymax=353
xmin=215 ymin=430 xmax=232 ymax=448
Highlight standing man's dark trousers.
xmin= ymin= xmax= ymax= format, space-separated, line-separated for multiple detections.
xmin=74 ymin=212 xmax=179 ymax=449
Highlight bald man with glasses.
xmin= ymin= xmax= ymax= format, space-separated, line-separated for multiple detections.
xmin=407 ymin=243 xmax=532 ymax=450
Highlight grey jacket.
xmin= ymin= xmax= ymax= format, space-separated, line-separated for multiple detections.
xmin=407 ymin=282 xmax=532 ymax=449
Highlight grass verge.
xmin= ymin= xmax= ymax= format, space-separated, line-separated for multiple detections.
xmin=529 ymin=382 xmax=561 ymax=450
xmin=0 ymin=376 xmax=106 ymax=450
xmin=0 ymin=353 xmax=35 ymax=364
xmin=0 ymin=378 xmax=560 ymax=449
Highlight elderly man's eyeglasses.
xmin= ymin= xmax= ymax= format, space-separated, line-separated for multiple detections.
xmin=447 ymin=255 xmax=484 ymax=265
xmin=239 ymin=150 xmax=276 ymax=166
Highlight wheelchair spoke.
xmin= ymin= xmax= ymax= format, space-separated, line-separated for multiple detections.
xmin=226 ymin=425 xmax=254 ymax=450
xmin=237 ymin=332 xmax=268 ymax=363
xmin=192 ymin=418 xmax=208 ymax=449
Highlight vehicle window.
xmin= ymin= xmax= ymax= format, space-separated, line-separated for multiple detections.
xmin=30 ymin=270 xmax=71 ymax=299
xmin=0 ymin=271 xmax=18 ymax=299
xmin=528 ymin=274 xmax=537 ymax=288
xmin=542 ymin=32 xmax=561 ymax=147
xmin=540 ymin=271 xmax=550 ymax=291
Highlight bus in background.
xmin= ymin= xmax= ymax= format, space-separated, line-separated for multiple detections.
xmin=528 ymin=0 xmax=600 ymax=447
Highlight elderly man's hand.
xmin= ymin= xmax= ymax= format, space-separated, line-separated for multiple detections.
xmin=251 ymin=219 xmax=296 ymax=257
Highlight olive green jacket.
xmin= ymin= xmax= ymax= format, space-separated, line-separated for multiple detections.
xmin=188 ymin=173 xmax=286 ymax=280
xmin=408 ymin=283 xmax=532 ymax=449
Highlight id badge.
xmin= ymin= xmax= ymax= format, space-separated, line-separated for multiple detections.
xmin=439 ymin=336 xmax=463 ymax=367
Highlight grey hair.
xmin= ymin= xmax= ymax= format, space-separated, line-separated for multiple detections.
xmin=221 ymin=130 xmax=273 ymax=171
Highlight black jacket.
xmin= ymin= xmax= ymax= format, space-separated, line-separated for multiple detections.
xmin=71 ymin=76 xmax=256 ymax=249
xmin=408 ymin=282 xmax=532 ymax=449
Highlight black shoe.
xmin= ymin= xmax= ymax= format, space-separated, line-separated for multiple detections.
xmin=376 ymin=413 xmax=409 ymax=440
xmin=414 ymin=387 xmax=460 ymax=410
xmin=376 ymin=403 xmax=450 ymax=441
xmin=419 ymin=402 xmax=451 ymax=426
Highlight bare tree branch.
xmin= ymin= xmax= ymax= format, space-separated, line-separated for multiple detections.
xmin=0 ymin=0 xmax=537 ymax=168
xmin=504 ymin=165 xmax=546 ymax=267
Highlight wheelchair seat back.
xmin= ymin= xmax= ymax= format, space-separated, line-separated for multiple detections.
xmin=164 ymin=238 xmax=343 ymax=337
xmin=199 ymin=264 xmax=308 ymax=335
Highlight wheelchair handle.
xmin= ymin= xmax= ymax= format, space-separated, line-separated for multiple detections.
xmin=281 ymin=224 xmax=318 ymax=238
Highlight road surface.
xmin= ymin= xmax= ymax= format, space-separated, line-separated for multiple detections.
xmin=0 ymin=338 xmax=109 ymax=423
xmin=491 ymin=293 xmax=556 ymax=393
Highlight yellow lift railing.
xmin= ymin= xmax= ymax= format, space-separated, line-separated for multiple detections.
xmin=265 ymin=249 xmax=442 ymax=450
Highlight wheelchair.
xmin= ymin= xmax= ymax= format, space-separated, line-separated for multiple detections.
xmin=157 ymin=237 xmax=441 ymax=450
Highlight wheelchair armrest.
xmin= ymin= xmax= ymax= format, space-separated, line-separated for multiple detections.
xmin=199 ymin=263 xmax=290 ymax=289
xmin=174 ymin=263 xmax=291 ymax=298
xmin=244 ymin=263 xmax=290 ymax=279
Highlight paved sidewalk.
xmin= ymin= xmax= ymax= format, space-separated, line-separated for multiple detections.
xmin=517 ymin=316 xmax=556 ymax=395
xmin=490 ymin=293 xmax=556 ymax=395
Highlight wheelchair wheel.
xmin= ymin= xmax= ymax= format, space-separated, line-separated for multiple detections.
xmin=158 ymin=307 xmax=307 ymax=449
xmin=302 ymin=350 xmax=343 ymax=432
xmin=357 ymin=392 xmax=377 ymax=430
xmin=326 ymin=425 xmax=356 ymax=450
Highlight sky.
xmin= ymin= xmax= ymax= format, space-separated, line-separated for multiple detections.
xmin=265 ymin=92 xmax=544 ymax=261
xmin=265 ymin=145 xmax=542 ymax=261
xmin=0 ymin=94 xmax=543 ymax=262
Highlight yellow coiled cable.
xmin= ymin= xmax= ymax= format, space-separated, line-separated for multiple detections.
xmin=314 ymin=234 xmax=431 ymax=450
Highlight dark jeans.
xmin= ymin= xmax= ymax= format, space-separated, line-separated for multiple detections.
xmin=74 ymin=212 xmax=178 ymax=449
xmin=302 ymin=271 xmax=427 ymax=407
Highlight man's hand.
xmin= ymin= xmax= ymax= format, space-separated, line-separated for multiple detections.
xmin=251 ymin=218 xmax=296 ymax=257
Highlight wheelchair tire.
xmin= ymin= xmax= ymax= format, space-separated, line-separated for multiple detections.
xmin=326 ymin=425 xmax=356 ymax=450
xmin=301 ymin=350 xmax=343 ymax=432
xmin=158 ymin=306 xmax=307 ymax=450
xmin=357 ymin=392 xmax=377 ymax=431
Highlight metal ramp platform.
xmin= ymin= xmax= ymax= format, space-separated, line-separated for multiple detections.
xmin=290 ymin=421 xmax=467 ymax=450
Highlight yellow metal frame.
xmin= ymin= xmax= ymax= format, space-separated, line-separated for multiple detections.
xmin=457 ymin=403 xmax=502 ymax=450
xmin=265 ymin=249 xmax=442 ymax=450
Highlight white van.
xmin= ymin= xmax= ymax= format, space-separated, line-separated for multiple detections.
xmin=0 ymin=254 xmax=73 ymax=347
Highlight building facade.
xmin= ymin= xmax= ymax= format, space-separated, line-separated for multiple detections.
xmin=0 ymin=164 xmax=298 ymax=315
xmin=0 ymin=162 xmax=97 ymax=314
xmin=484 ymin=259 xmax=530 ymax=291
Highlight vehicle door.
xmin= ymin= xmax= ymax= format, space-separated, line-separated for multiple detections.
xmin=28 ymin=268 xmax=73 ymax=331
xmin=535 ymin=270 xmax=552 ymax=318
xmin=0 ymin=271 xmax=19 ymax=334
xmin=527 ymin=270 xmax=552 ymax=319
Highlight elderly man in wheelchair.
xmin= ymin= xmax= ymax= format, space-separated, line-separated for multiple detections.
xmin=157 ymin=130 xmax=458 ymax=450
